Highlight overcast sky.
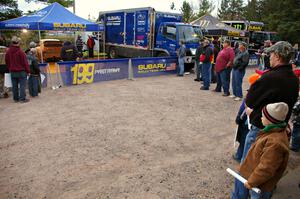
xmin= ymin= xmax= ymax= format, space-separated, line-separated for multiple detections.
xmin=18 ymin=0 xmax=224 ymax=19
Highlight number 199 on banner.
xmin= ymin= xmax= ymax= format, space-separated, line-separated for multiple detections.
xmin=71 ymin=63 xmax=95 ymax=84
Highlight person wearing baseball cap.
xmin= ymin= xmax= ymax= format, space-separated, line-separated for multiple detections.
xmin=231 ymin=42 xmax=250 ymax=101
xmin=199 ymin=39 xmax=213 ymax=90
xmin=194 ymin=39 xmax=204 ymax=82
xmin=244 ymin=41 xmax=298 ymax=155
xmin=5 ymin=36 xmax=30 ymax=103
xmin=234 ymin=102 xmax=290 ymax=199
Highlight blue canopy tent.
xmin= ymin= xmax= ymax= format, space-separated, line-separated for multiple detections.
xmin=0 ymin=2 xmax=104 ymax=61
xmin=0 ymin=2 xmax=103 ymax=31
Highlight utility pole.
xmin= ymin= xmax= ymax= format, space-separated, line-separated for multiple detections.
xmin=73 ymin=0 xmax=76 ymax=44
xmin=73 ymin=0 xmax=76 ymax=14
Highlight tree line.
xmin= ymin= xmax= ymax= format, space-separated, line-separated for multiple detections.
xmin=176 ymin=0 xmax=300 ymax=44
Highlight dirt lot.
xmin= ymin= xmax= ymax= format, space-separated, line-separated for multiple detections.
xmin=0 ymin=68 xmax=299 ymax=199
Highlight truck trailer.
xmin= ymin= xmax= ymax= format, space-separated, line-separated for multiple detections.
xmin=98 ymin=7 xmax=201 ymax=63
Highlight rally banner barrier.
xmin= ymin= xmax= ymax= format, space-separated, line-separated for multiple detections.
xmin=38 ymin=63 xmax=48 ymax=88
xmin=57 ymin=59 xmax=129 ymax=86
xmin=131 ymin=57 xmax=177 ymax=78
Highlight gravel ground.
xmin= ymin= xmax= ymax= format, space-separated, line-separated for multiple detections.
xmin=0 ymin=67 xmax=299 ymax=199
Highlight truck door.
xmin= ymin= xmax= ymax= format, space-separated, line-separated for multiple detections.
xmin=125 ymin=12 xmax=135 ymax=45
xmin=156 ymin=24 xmax=177 ymax=56
xmin=105 ymin=12 xmax=124 ymax=44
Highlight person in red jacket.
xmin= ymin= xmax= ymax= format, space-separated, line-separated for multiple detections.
xmin=87 ymin=35 xmax=95 ymax=58
xmin=215 ymin=40 xmax=235 ymax=96
xmin=5 ymin=36 xmax=30 ymax=103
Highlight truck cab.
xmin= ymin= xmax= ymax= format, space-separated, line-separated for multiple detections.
xmin=155 ymin=23 xmax=199 ymax=63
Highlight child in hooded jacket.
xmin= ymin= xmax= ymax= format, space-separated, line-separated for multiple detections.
xmin=231 ymin=102 xmax=290 ymax=199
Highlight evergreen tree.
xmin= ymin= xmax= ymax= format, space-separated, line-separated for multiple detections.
xmin=243 ymin=0 xmax=262 ymax=21
xmin=25 ymin=0 xmax=74 ymax=7
xmin=218 ymin=0 xmax=230 ymax=20
xmin=228 ymin=0 xmax=244 ymax=20
xmin=260 ymin=0 xmax=300 ymax=44
xmin=197 ymin=0 xmax=215 ymax=17
xmin=170 ymin=2 xmax=175 ymax=10
xmin=180 ymin=0 xmax=194 ymax=23
xmin=0 ymin=0 xmax=22 ymax=21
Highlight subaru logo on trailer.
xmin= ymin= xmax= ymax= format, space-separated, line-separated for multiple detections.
xmin=137 ymin=14 xmax=146 ymax=21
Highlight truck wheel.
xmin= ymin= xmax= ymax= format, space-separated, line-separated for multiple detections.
xmin=157 ymin=52 xmax=168 ymax=57
xmin=109 ymin=48 xmax=118 ymax=59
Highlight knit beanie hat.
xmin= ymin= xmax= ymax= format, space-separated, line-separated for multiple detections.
xmin=262 ymin=102 xmax=289 ymax=124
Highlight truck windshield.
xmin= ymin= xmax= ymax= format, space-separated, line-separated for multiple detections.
xmin=250 ymin=32 xmax=268 ymax=44
xmin=178 ymin=26 xmax=199 ymax=43
xmin=250 ymin=32 xmax=280 ymax=44
xmin=193 ymin=26 xmax=203 ymax=39
xmin=269 ymin=33 xmax=280 ymax=42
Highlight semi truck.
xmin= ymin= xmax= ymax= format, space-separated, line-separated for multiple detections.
xmin=98 ymin=7 xmax=201 ymax=63
xmin=222 ymin=20 xmax=280 ymax=53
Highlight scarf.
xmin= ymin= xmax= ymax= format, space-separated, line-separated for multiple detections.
xmin=262 ymin=122 xmax=287 ymax=133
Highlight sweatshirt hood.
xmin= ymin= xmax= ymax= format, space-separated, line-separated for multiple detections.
xmin=9 ymin=45 xmax=21 ymax=53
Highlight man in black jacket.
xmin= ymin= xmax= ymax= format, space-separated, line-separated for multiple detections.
xmin=231 ymin=41 xmax=299 ymax=199
xmin=60 ymin=41 xmax=78 ymax=61
xmin=194 ymin=39 xmax=204 ymax=82
xmin=242 ymin=41 xmax=299 ymax=161
xmin=231 ymin=42 xmax=249 ymax=101
xmin=200 ymin=40 xmax=213 ymax=90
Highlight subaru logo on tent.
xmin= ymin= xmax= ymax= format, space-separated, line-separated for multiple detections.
xmin=29 ymin=11 xmax=48 ymax=17
xmin=5 ymin=23 xmax=30 ymax=29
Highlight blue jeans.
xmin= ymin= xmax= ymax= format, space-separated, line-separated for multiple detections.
xmin=291 ymin=123 xmax=300 ymax=151
xmin=231 ymin=178 xmax=249 ymax=199
xmin=28 ymin=75 xmax=39 ymax=97
xmin=177 ymin=57 xmax=184 ymax=76
xmin=231 ymin=175 xmax=272 ymax=199
xmin=11 ymin=73 xmax=27 ymax=101
xmin=241 ymin=125 xmax=261 ymax=162
xmin=220 ymin=68 xmax=231 ymax=95
xmin=215 ymin=72 xmax=222 ymax=91
xmin=250 ymin=190 xmax=272 ymax=199
xmin=232 ymin=69 xmax=246 ymax=98
xmin=196 ymin=62 xmax=202 ymax=80
xmin=202 ymin=62 xmax=212 ymax=89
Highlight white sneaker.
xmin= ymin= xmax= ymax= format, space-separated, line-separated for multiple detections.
xmin=234 ymin=97 xmax=242 ymax=101
xmin=229 ymin=95 xmax=236 ymax=98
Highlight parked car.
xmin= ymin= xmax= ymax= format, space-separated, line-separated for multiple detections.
xmin=0 ymin=46 xmax=8 ymax=74
xmin=36 ymin=39 xmax=63 ymax=62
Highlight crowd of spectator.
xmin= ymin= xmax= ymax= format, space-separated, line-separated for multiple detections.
xmin=187 ymin=38 xmax=300 ymax=198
